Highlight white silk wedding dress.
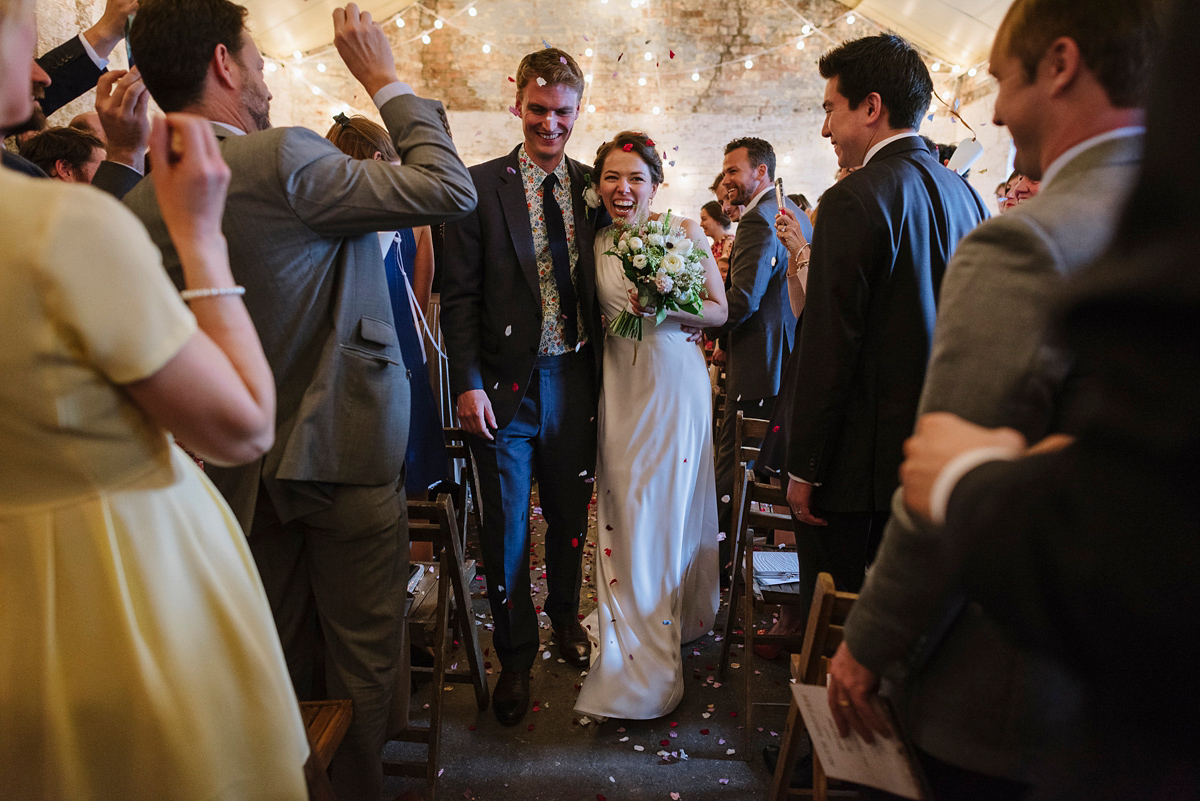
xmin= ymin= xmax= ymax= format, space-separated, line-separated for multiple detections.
xmin=574 ymin=222 xmax=721 ymax=720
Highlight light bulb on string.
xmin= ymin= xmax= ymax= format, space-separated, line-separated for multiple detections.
xmin=644 ymin=52 xmax=653 ymax=60
xmin=744 ymin=59 xmax=753 ymax=69
xmin=846 ymin=13 xmax=856 ymax=24
xmin=434 ymin=19 xmax=443 ymax=29
xmin=691 ymin=72 xmax=699 ymax=81
xmin=317 ymin=63 xmax=326 ymax=73
xmin=291 ymin=67 xmax=302 ymax=78
xmin=784 ymin=155 xmax=792 ymax=164
xmin=652 ymin=106 xmax=661 ymax=115
xmin=967 ymin=67 xmax=978 ymax=77
xmin=421 ymin=34 xmax=431 ymax=44
xmin=266 ymin=61 xmax=277 ymax=72
xmin=293 ymin=50 xmax=302 ymax=60
xmin=638 ymin=77 xmax=647 ymax=86
xmin=587 ymin=104 xmax=596 ymax=113
xmin=796 ymin=38 xmax=805 ymax=50
xmin=931 ymin=62 xmax=941 ymax=72
xmin=585 ymin=48 xmax=593 ymax=57
xmin=311 ymin=85 xmax=321 ymax=96
xmin=802 ymin=24 xmax=812 ymax=35
xmin=468 ymin=6 xmax=477 ymax=15
xmin=585 ymin=73 xmax=593 ymax=83
xmin=395 ymin=17 xmax=405 ymax=27
xmin=482 ymin=44 xmax=491 ymax=53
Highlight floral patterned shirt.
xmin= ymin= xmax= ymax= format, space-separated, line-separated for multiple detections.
xmin=518 ymin=145 xmax=586 ymax=355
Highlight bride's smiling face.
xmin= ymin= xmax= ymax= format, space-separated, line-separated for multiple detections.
xmin=599 ymin=149 xmax=659 ymax=223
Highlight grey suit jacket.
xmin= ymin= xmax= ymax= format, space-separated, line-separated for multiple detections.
xmin=708 ymin=193 xmax=806 ymax=401
xmin=125 ymin=94 xmax=476 ymax=529
xmin=843 ymin=133 xmax=1144 ymax=781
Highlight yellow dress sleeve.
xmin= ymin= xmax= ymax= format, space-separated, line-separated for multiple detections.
xmin=37 ymin=185 xmax=198 ymax=385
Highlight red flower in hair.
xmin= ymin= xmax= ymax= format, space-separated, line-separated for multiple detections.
xmin=645 ymin=139 xmax=655 ymax=146
xmin=622 ymin=143 xmax=633 ymax=152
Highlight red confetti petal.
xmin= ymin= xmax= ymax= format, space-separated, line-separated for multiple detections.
xmin=609 ymin=578 xmax=618 ymax=585
xmin=670 ymin=721 xmax=678 ymax=727
xmin=669 ymin=50 xmax=676 ymax=59
xmin=598 ymin=796 xmax=607 ymax=801
xmin=508 ymin=76 xmax=515 ymax=82
xmin=469 ymin=725 xmax=477 ymax=731
xmin=571 ymin=537 xmax=580 ymax=547
xmin=604 ymin=548 xmax=612 ymax=556
xmin=646 ymin=138 xmax=655 ymax=146
xmin=730 ymin=711 xmax=738 ymax=717
xmin=700 ymin=728 xmax=710 ymax=735
xmin=773 ymin=425 xmax=781 ymax=432
xmin=512 ymin=382 xmax=520 ymax=391
xmin=622 ymin=143 xmax=633 ymax=152
xmin=528 ymin=723 xmax=535 ymax=731
xmin=660 ymin=739 xmax=670 ymax=746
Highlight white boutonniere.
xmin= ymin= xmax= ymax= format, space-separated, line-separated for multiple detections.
xmin=582 ymin=173 xmax=601 ymax=210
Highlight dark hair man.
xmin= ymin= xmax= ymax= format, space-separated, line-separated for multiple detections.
xmin=122 ymin=2 xmax=476 ymax=797
xmin=707 ymin=137 xmax=811 ymax=580
xmin=441 ymin=47 xmax=603 ymax=727
xmin=19 ymin=126 xmax=105 ymax=182
xmin=782 ymin=33 xmax=987 ymax=605
xmin=822 ymin=2 xmax=1164 ymax=799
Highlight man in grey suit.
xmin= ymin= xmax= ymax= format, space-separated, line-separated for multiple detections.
xmin=708 ymin=137 xmax=809 ymax=577
xmin=825 ymin=1 xmax=1161 ymax=797
xmin=123 ymin=2 xmax=475 ymax=797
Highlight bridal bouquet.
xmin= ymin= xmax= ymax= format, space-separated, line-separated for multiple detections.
xmin=605 ymin=211 xmax=709 ymax=341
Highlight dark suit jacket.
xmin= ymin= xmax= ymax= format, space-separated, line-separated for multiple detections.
xmin=708 ymin=192 xmax=810 ymax=401
xmin=787 ymin=136 xmax=988 ymax=513
xmin=441 ymin=146 xmax=604 ymax=429
xmin=124 ymin=94 xmax=476 ymax=528
xmin=37 ymin=35 xmax=104 ymax=118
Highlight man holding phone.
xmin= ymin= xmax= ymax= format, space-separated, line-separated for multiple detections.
xmin=708 ymin=137 xmax=809 ymax=582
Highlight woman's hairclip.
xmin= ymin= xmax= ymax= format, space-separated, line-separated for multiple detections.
xmin=333 ymin=112 xmax=351 ymax=127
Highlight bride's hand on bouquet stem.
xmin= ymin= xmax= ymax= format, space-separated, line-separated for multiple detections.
xmin=628 ymin=288 xmax=656 ymax=318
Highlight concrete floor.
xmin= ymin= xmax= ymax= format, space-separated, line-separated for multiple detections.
xmin=382 ymin=493 xmax=796 ymax=801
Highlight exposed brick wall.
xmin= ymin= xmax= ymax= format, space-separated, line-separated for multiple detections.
xmin=32 ymin=0 xmax=1011 ymax=214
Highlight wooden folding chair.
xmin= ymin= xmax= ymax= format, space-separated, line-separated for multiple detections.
xmin=769 ymin=572 xmax=860 ymax=801
xmin=442 ymin=426 xmax=483 ymax=547
xmin=383 ymin=494 xmax=488 ymax=785
xmin=718 ymin=412 xmax=805 ymax=756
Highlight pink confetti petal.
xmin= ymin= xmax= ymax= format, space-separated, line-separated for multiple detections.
xmin=509 ymin=106 xmax=520 ymax=117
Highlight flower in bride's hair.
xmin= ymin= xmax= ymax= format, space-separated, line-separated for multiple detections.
xmin=622 ymin=143 xmax=634 ymax=152
xmin=662 ymin=253 xmax=685 ymax=273
xmin=632 ymin=254 xmax=649 ymax=268
xmin=584 ymin=186 xmax=601 ymax=209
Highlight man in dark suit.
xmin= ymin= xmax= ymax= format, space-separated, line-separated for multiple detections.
xmin=824 ymin=1 xmax=1162 ymax=796
xmin=707 ymin=137 xmax=810 ymax=576
xmin=123 ymin=3 xmax=475 ymax=797
xmin=442 ymin=48 xmax=603 ymax=727
xmin=784 ymin=34 xmax=988 ymax=596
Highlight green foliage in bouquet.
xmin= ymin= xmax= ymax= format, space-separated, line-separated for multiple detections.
xmin=604 ymin=210 xmax=710 ymax=341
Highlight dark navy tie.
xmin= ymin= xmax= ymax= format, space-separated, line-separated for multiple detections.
xmin=542 ymin=172 xmax=578 ymax=349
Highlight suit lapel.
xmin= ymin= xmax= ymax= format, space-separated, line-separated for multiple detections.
xmin=498 ymin=146 xmax=542 ymax=301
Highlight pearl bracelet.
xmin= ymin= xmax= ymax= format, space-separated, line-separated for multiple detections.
xmin=179 ymin=286 xmax=246 ymax=301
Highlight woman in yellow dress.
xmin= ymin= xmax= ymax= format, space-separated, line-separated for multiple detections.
xmin=0 ymin=0 xmax=310 ymax=796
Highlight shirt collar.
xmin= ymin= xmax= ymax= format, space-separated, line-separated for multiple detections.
xmin=210 ymin=120 xmax=246 ymax=137
xmin=743 ymin=184 xmax=775 ymax=213
xmin=518 ymin=144 xmax=568 ymax=185
xmin=1040 ymin=126 xmax=1146 ymax=190
xmin=863 ymin=131 xmax=922 ymax=166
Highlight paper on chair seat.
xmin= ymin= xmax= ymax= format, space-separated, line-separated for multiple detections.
xmin=753 ymin=550 xmax=800 ymax=585
xmin=790 ymin=683 xmax=925 ymax=799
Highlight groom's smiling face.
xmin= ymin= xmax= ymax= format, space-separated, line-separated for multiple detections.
xmin=517 ymin=81 xmax=581 ymax=172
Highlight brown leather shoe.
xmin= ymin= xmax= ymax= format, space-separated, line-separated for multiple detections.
xmin=493 ymin=670 xmax=530 ymax=726
xmin=552 ymin=620 xmax=592 ymax=668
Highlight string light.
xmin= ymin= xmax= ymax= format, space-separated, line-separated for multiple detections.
xmin=395 ymin=17 xmax=405 ymax=27
xmin=932 ymin=62 xmax=942 ymax=72
xmin=291 ymin=67 xmax=302 ymax=77
xmin=802 ymin=24 xmax=812 ymax=35
xmin=585 ymin=73 xmax=593 ymax=83
xmin=744 ymin=59 xmax=753 ymax=69
xmin=585 ymin=48 xmax=593 ymax=57
xmin=482 ymin=43 xmax=490 ymax=53
xmin=311 ymin=85 xmax=321 ymax=95
xmin=652 ymin=106 xmax=661 ymax=114
xmin=293 ymin=50 xmax=302 ymax=60
xmin=587 ymin=104 xmax=596 ymax=113
xmin=316 ymin=62 xmax=326 ymax=72
xmin=691 ymin=72 xmax=700 ymax=81
xmin=421 ymin=33 xmax=431 ymax=44
xmin=638 ymin=77 xmax=647 ymax=86
xmin=796 ymin=39 xmax=805 ymax=50
xmin=644 ymin=51 xmax=653 ymax=60
xmin=265 ymin=61 xmax=277 ymax=72
xmin=433 ymin=19 xmax=443 ymax=28
xmin=845 ymin=13 xmax=856 ymax=24
xmin=968 ymin=67 xmax=978 ymax=77
xmin=468 ymin=6 xmax=477 ymax=15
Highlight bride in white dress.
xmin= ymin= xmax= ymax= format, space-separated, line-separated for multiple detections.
xmin=575 ymin=131 xmax=728 ymax=720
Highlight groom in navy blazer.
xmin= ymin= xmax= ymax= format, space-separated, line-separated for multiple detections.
xmin=442 ymin=48 xmax=604 ymax=727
